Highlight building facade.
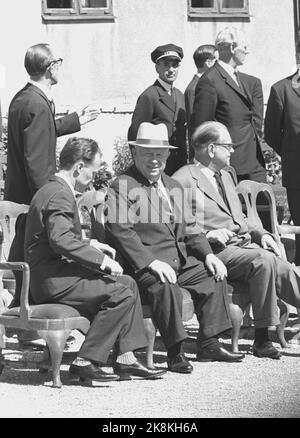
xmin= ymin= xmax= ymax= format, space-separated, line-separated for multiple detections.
xmin=0 ymin=0 xmax=298 ymax=166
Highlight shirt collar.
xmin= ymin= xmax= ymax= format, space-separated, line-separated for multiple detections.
xmin=193 ymin=158 xmax=216 ymax=179
xmin=218 ymin=60 xmax=237 ymax=78
xmin=157 ymin=77 xmax=172 ymax=93
xmin=28 ymin=79 xmax=53 ymax=101
xmin=55 ymin=173 xmax=76 ymax=199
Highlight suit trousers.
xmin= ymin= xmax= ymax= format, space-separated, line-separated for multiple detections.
xmin=217 ymin=245 xmax=300 ymax=328
xmin=136 ymin=260 xmax=231 ymax=349
xmin=38 ymin=274 xmax=147 ymax=364
xmin=287 ymin=188 xmax=300 ymax=265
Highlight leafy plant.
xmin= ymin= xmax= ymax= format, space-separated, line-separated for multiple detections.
xmin=112 ymin=136 xmax=133 ymax=177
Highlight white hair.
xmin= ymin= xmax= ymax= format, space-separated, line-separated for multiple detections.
xmin=215 ymin=26 xmax=245 ymax=48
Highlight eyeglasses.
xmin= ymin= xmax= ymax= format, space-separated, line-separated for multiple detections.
xmin=213 ymin=143 xmax=235 ymax=152
xmin=46 ymin=58 xmax=63 ymax=68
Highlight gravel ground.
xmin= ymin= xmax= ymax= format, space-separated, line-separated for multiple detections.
xmin=0 ymin=317 xmax=300 ymax=419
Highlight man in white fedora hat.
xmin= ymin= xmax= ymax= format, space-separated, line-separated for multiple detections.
xmin=106 ymin=122 xmax=244 ymax=374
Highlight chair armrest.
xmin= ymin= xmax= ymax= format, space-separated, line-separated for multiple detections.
xmin=0 ymin=261 xmax=31 ymax=320
xmin=277 ymin=225 xmax=300 ymax=235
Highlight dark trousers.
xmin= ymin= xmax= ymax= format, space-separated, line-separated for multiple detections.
xmin=46 ymin=275 xmax=147 ymax=364
xmin=287 ymin=188 xmax=300 ymax=265
xmin=136 ymin=261 xmax=231 ymax=349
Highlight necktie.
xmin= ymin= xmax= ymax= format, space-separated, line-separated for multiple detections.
xmin=151 ymin=181 xmax=174 ymax=224
xmin=170 ymin=87 xmax=176 ymax=104
xmin=49 ymin=99 xmax=56 ymax=116
xmin=214 ymin=171 xmax=230 ymax=211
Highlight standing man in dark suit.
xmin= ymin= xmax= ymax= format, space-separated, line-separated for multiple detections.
xmin=106 ymin=122 xmax=244 ymax=372
xmin=265 ymin=39 xmax=300 ymax=265
xmin=4 ymin=43 xmax=98 ymax=306
xmin=128 ymin=44 xmax=187 ymax=175
xmin=191 ymin=27 xmax=266 ymax=183
xmin=185 ymin=44 xmax=216 ymax=158
xmin=25 ymin=137 xmax=165 ymax=383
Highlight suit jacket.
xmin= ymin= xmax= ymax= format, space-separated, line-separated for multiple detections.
xmin=105 ymin=165 xmax=212 ymax=275
xmin=185 ymin=74 xmax=200 ymax=136
xmin=128 ymin=81 xmax=187 ymax=175
xmin=172 ymin=164 xmax=265 ymax=253
xmin=25 ymin=176 xmax=105 ymax=304
xmin=264 ymin=73 xmax=300 ymax=189
xmin=4 ymin=83 xmax=80 ymax=205
xmin=191 ymin=63 xmax=264 ymax=175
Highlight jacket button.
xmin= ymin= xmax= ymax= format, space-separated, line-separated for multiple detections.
xmin=173 ymin=258 xmax=178 ymax=263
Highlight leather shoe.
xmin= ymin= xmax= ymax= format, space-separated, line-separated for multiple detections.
xmin=197 ymin=345 xmax=245 ymax=362
xmin=253 ymin=341 xmax=281 ymax=359
xmin=69 ymin=362 xmax=120 ymax=383
xmin=167 ymin=353 xmax=193 ymax=374
xmin=114 ymin=360 xmax=166 ymax=380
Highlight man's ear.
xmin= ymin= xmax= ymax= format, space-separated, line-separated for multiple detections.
xmin=207 ymin=143 xmax=215 ymax=159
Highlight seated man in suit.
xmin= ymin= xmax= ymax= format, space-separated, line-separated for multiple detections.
xmin=128 ymin=44 xmax=187 ymax=176
xmin=106 ymin=122 xmax=245 ymax=372
xmin=24 ymin=137 xmax=165 ymax=383
xmin=173 ymin=121 xmax=300 ymax=359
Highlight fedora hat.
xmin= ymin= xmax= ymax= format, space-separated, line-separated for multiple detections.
xmin=128 ymin=123 xmax=177 ymax=149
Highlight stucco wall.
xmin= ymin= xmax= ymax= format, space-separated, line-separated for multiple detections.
xmin=0 ymin=0 xmax=296 ymax=166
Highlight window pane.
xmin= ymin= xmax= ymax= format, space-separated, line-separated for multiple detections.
xmin=80 ymin=0 xmax=108 ymax=7
xmin=46 ymin=0 xmax=73 ymax=8
xmin=221 ymin=0 xmax=244 ymax=8
xmin=191 ymin=0 xmax=215 ymax=7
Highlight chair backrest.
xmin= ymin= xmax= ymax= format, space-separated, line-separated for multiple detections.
xmin=235 ymin=180 xmax=287 ymax=260
xmin=0 ymin=201 xmax=29 ymax=304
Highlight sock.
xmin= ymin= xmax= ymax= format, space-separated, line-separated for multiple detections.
xmin=254 ymin=328 xmax=269 ymax=346
xmin=116 ymin=351 xmax=137 ymax=365
xmin=198 ymin=336 xmax=219 ymax=351
xmin=72 ymin=357 xmax=92 ymax=367
xmin=167 ymin=342 xmax=184 ymax=358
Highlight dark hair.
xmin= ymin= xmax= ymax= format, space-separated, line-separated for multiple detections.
xmin=24 ymin=43 xmax=53 ymax=76
xmin=59 ymin=137 xmax=101 ymax=170
xmin=193 ymin=45 xmax=216 ymax=69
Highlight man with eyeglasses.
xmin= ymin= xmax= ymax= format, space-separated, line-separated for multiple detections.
xmin=173 ymin=121 xmax=300 ymax=359
xmin=4 ymin=43 xmax=99 ymax=311
xmin=128 ymin=43 xmax=187 ymax=175
xmin=191 ymin=27 xmax=266 ymax=184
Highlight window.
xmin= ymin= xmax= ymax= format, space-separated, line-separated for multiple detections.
xmin=188 ymin=0 xmax=249 ymax=18
xmin=42 ymin=0 xmax=114 ymax=21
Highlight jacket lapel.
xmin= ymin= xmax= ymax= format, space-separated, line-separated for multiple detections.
xmin=215 ymin=63 xmax=251 ymax=106
xmin=189 ymin=165 xmax=231 ymax=215
xmin=155 ymin=80 xmax=176 ymax=113
xmin=129 ymin=167 xmax=176 ymax=236
xmin=28 ymin=83 xmax=56 ymax=123
xmin=290 ymin=72 xmax=300 ymax=99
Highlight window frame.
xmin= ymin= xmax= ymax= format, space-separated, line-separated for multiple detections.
xmin=42 ymin=0 xmax=114 ymax=21
xmin=188 ymin=0 xmax=250 ymax=18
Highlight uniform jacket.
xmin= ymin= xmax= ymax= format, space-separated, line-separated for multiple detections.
xmin=264 ymin=73 xmax=300 ymax=189
xmin=4 ymin=83 xmax=80 ymax=204
xmin=105 ymin=165 xmax=212 ymax=275
xmin=128 ymin=80 xmax=187 ymax=174
xmin=25 ymin=176 xmax=106 ymax=303
xmin=172 ymin=164 xmax=265 ymax=253
xmin=191 ymin=63 xmax=264 ymax=175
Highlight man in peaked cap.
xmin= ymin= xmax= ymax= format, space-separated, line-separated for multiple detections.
xmin=106 ymin=122 xmax=244 ymax=374
xmin=128 ymin=44 xmax=187 ymax=176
